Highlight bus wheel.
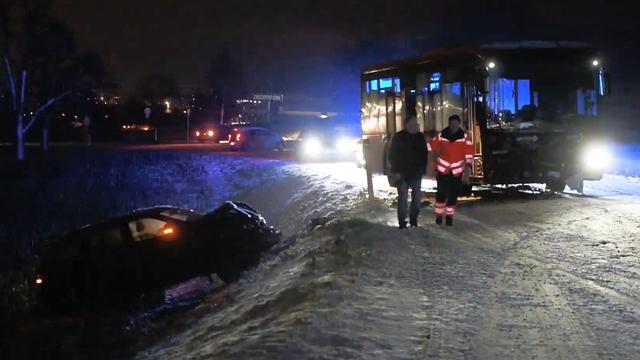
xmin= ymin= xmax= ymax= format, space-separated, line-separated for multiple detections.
xmin=460 ymin=184 xmax=473 ymax=196
xmin=545 ymin=180 xmax=566 ymax=193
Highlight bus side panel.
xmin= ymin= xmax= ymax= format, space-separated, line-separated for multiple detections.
xmin=362 ymin=134 xmax=386 ymax=174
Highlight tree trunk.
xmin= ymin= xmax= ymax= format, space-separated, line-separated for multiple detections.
xmin=17 ymin=115 xmax=24 ymax=160
xmin=16 ymin=70 xmax=27 ymax=160
xmin=42 ymin=116 xmax=49 ymax=151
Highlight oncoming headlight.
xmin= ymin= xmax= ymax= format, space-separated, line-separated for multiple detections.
xmin=303 ymin=138 xmax=323 ymax=156
xmin=581 ymin=142 xmax=612 ymax=172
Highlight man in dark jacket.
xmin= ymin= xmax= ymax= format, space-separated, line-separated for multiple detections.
xmin=388 ymin=116 xmax=428 ymax=229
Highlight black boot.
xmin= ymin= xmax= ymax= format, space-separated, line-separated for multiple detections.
xmin=399 ymin=220 xmax=407 ymax=229
xmin=410 ymin=217 xmax=418 ymax=228
xmin=435 ymin=216 xmax=443 ymax=225
xmin=445 ymin=216 xmax=453 ymax=226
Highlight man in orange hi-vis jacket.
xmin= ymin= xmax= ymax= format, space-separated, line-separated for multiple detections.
xmin=427 ymin=115 xmax=473 ymax=226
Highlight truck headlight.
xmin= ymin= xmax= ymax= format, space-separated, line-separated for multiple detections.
xmin=303 ymin=138 xmax=323 ymax=156
xmin=581 ymin=142 xmax=612 ymax=172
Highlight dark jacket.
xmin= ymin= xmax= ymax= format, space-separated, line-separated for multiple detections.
xmin=388 ymin=130 xmax=428 ymax=180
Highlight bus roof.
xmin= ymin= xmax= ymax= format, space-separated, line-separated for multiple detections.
xmin=362 ymin=41 xmax=596 ymax=76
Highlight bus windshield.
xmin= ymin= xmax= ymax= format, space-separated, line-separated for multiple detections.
xmin=485 ymin=75 xmax=598 ymax=131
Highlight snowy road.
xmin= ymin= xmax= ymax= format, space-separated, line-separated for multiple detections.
xmin=132 ymin=153 xmax=640 ymax=359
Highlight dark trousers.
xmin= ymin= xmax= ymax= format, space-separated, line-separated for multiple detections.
xmin=434 ymin=173 xmax=462 ymax=218
xmin=397 ymin=176 xmax=422 ymax=224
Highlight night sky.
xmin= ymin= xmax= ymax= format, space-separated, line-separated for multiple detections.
xmin=53 ymin=0 xmax=639 ymax=110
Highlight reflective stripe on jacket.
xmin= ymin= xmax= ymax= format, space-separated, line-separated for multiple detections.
xmin=427 ymin=129 xmax=473 ymax=176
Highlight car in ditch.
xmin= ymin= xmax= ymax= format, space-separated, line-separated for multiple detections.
xmin=34 ymin=201 xmax=280 ymax=308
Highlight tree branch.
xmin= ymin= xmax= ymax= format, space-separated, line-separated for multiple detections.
xmin=23 ymin=90 xmax=71 ymax=133
xmin=4 ymin=55 xmax=17 ymax=110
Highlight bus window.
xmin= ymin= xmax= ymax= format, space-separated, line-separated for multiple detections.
xmin=419 ymin=76 xmax=466 ymax=134
xmin=379 ymin=78 xmax=393 ymax=89
xmin=433 ymin=82 xmax=464 ymax=131
xmin=577 ymin=89 xmax=598 ymax=116
xmin=486 ymin=76 xmax=596 ymax=130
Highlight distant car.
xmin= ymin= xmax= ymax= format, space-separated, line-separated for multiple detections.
xmin=228 ymin=127 xmax=285 ymax=151
xmin=34 ymin=202 xmax=280 ymax=308
xmin=194 ymin=125 xmax=230 ymax=143
xmin=294 ymin=127 xmax=360 ymax=161
xmin=121 ymin=123 xmax=156 ymax=143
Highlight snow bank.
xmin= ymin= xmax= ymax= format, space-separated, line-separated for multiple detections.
xmin=611 ymin=143 xmax=640 ymax=177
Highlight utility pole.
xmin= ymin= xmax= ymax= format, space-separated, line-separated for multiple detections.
xmin=220 ymin=87 xmax=225 ymax=125
xmin=186 ymin=107 xmax=191 ymax=143
xmin=267 ymin=100 xmax=271 ymax=123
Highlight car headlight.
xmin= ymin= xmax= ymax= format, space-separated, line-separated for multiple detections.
xmin=336 ymin=137 xmax=357 ymax=153
xmin=581 ymin=142 xmax=612 ymax=172
xmin=303 ymin=138 xmax=323 ymax=156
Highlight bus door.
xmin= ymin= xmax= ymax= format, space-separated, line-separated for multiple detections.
xmin=466 ymin=84 xmax=484 ymax=182
xmin=420 ymin=89 xmax=437 ymax=177
xmin=384 ymin=92 xmax=403 ymax=173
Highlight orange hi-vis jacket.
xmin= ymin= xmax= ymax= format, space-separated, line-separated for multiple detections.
xmin=427 ymin=128 xmax=474 ymax=176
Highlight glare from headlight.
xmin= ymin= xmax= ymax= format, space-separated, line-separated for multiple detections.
xmin=336 ymin=137 xmax=357 ymax=153
xmin=356 ymin=143 xmax=365 ymax=165
xmin=582 ymin=143 xmax=612 ymax=172
xmin=303 ymin=138 xmax=323 ymax=156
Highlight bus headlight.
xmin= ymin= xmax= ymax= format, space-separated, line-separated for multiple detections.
xmin=303 ymin=138 xmax=323 ymax=156
xmin=581 ymin=142 xmax=612 ymax=172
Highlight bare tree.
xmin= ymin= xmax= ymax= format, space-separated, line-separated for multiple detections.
xmin=1 ymin=0 xmax=106 ymax=159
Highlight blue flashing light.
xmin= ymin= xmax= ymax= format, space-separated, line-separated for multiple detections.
xmin=370 ymin=80 xmax=378 ymax=91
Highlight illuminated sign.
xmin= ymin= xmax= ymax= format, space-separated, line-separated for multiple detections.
xmin=252 ymin=94 xmax=284 ymax=102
